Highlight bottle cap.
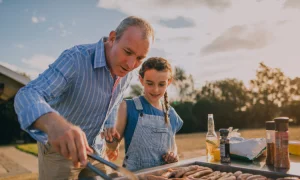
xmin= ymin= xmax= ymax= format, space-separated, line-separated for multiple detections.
xmin=266 ymin=121 xmax=275 ymax=130
xmin=274 ymin=117 xmax=289 ymax=131
xmin=219 ymin=128 xmax=229 ymax=136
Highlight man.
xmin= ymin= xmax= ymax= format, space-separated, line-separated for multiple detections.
xmin=14 ymin=16 xmax=154 ymax=179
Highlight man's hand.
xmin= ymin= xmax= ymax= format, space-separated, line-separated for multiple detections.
xmin=34 ymin=113 xmax=93 ymax=168
xmin=162 ymin=152 xmax=179 ymax=164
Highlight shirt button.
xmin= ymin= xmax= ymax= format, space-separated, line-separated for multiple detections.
xmin=122 ymin=164 xmax=126 ymax=168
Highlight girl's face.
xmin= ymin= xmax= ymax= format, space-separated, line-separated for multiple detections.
xmin=139 ymin=69 xmax=172 ymax=103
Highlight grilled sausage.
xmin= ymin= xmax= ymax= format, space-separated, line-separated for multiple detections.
xmin=187 ymin=169 xmax=213 ymax=178
xmin=246 ymin=175 xmax=267 ymax=180
xmin=146 ymin=174 xmax=168 ymax=180
xmin=233 ymin=171 xmax=243 ymax=178
xmin=237 ymin=173 xmax=253 ymax=180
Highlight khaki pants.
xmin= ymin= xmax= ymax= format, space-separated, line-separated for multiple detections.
xmin=38 ymin=142 xmax=109 ymax=180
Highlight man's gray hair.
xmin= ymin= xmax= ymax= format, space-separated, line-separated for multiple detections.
xmin=115 ymin=16 xmax=154 ymax=42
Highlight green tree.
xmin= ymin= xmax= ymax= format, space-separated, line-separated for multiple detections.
xmin=129 ymin=84 xmax=143 ymax=97
xmin=248 ymin=62 xmax=294 ymax=123
xmin=172 ymin=66 xmax=197 ymax=102
xmin=194 ymin=79 xmax=249 ymax=129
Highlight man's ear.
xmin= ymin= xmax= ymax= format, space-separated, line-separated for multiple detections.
xmin=108 ymin=31 xmax=116 ymax=43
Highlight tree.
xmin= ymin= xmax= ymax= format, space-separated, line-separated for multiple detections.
xmin=194 ymin=79 xmax=249 ymax=129
xmin=129 ymin=84 xmax=143 ymax=97
xmin=172 ymin=66 xmax=197 ymax=102
xmin=248 ymin=62 xmax=294 ymax=123
xmin=196 ymin=78 xmax=249 ymax=112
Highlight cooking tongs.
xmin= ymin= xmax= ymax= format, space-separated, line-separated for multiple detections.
xmin=87 ymin=153 xmax=138 ymax=180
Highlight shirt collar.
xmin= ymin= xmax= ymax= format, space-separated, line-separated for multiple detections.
xmin=94 ymin=37 xmax=108 ymax=69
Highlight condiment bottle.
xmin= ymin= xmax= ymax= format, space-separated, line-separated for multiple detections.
xmin=274 ymin=117 xmax=290 ymax=169
xmin=219 ymin=128 xmax=230 ymax=163
xmin=266 ymin=121 xmax=275 ymax=165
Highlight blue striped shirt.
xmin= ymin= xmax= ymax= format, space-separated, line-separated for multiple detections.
xmin=14 ymin=37 xmax=132 ymax=147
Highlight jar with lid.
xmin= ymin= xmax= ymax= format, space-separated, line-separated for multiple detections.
xmin=274 ymin=117 xmax=290 ymax=169
xmin=219 ymin=128 xmax=230 ymax=163
xmin=265 ymin=121 xmax=275 ymax=165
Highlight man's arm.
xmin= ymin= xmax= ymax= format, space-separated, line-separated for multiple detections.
xmin=104 ymin=101 xmax=127 ymax=161
xmin=14 ymin=48 xmax=92 ymax=167
xmin=14 ymin=49 xmax=76 ymax=138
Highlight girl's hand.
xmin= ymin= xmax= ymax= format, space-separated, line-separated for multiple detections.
xmin=162 ymin=152 xmax=178 ymax=164
xmin=105 ymin=148 xmax=119 ymax=161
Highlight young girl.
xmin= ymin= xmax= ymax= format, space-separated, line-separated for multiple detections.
xmin=103 ymin=57 xmax=183 ymax=171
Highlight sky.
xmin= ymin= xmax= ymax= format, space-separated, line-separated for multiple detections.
xmin=1 ymin=0 xmax=300 ymax=90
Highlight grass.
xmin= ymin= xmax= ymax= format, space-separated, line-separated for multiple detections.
xmin=14 ymin=127 xmax=300 ymax=167
xmin=15 ymin=143 xmax=38 ymax=157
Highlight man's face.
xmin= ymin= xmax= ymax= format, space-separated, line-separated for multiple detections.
xmin=107 ymin=26 xmax=152 ymax=77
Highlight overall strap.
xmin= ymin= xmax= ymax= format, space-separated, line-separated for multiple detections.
xmin=133 ymin=97 xmax=144 ymax=117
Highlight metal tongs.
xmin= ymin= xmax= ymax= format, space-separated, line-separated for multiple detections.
xmin=87 ymin=153 xmax=138 ymax=180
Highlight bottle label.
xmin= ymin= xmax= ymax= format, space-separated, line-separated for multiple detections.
xmin=220 ymin=144 xmax=225 ymax=157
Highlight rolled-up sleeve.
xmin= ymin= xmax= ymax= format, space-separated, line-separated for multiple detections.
xmin=104 ymin=101 xmax=121 ymax=129
xmin=14 ymin=49 xmax=77 ymax=144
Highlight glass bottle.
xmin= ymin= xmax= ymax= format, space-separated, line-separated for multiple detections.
xmin=265 ymin=121 xmax=275 ymax=166
xmin=219 ymin=128 xmax=230 ymax=163
xmin=206 ymin=114 xmax=219 ymax=162
xmin=274 ymin=117 xmax=290 ymax=169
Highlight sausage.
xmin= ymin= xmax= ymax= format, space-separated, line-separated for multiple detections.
xmin=187 ymin=169 xmax=213 ymax=178
xmin=208 ymin=172 xmax=227 ymax=180
xmin=146 ymin=174 xmax=169 ymax=180
xmin=233 ymin=171 xmax=243 ymax=178
xmin=174 ymin=165 xmax=201 ymax=178
xmin=218 ymin=173 xmax=234 ymax=180
xmin=223 ymin=176 xmax=237 ymax=180
xmin=161 ymin=170 xmax=176 ymax=178
xmin=183 ymin=169 xmax=204 ymax=177
xmin=246 ymin=175 xmax=267 ymax=180
xmin=198 ymin=171 xmax=221 ymax=179
xmin=237 ymin=173 xmax=253 ymax=180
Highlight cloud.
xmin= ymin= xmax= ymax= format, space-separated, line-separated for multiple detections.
xmin=57 ymin=22 xmax=72 ymax=37
xmin=59 ymin=22 xmax=64 ymax=29
xmin=14 ymin=44 xmax=24 ymax=49
xmin=31 ymin=16 xmax=46 ymax=23
xmin=0 ymin=62 xmax=39 ymax=79
xmin=201 ymin=25 xmax=271 ymax=55
xmin=72 ymin=20 xmax=76 ymax=26
xmin=167 ymin=36 xmax=193 ymax=43
xmin=21 ymin=54 xmax=56 ymax=71
xmin=47 ymin=27 xmax=54 ymax=31
xmin=284 ymin=0 xmax=300 ymax=9
xmin=277 ymin=20 xmax=288 ymax=25
xmin=147 ymin=48 xmax=167 ymax=57
xmin=98 ymin=0 xmax=231 ymax=11
xmin=159 ymin=16 xmax=195 ymax=28
xmin=97 ymin=0 xmax=300 ymax=88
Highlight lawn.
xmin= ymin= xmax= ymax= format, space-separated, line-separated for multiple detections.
xmin=15 ymin=144 xmax=38 ymax=157
xmin=15 ymin=127 xmax=300 ymax=166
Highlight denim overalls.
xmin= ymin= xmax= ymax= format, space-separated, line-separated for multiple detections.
xmin=122 ymin=97 xmax=175 ymax=171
